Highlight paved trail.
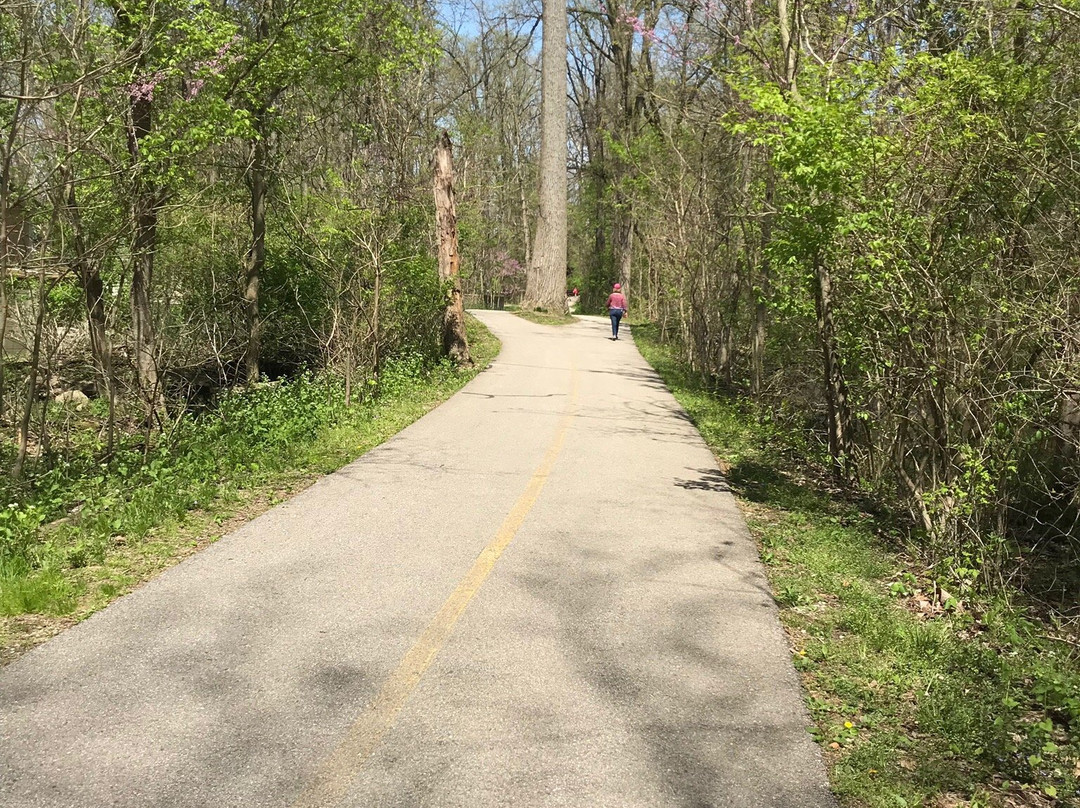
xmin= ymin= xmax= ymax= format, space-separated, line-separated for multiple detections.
xmin=0 ymin=312 xmax=834 ymax=807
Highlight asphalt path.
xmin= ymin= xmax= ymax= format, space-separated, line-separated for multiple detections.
xmin=0 ymin=311 xmax=835 ymax=807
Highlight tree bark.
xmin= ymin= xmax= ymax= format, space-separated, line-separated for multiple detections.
xmin=433 ymin=131 xmax=470 ymax=364
xmin=523 ymin=0 xmax=568 ymax=312
xmin=0 ymin=38 xmax=29 ymax=426
xmin=519 ymin=175 xmax=530 ymax=272
xmin=244 ymin=0 xmax=274 ymax=386
xmin=813 ymin=257 xmax=852 ymax=478
xmin=62 ymin=165 xmax=116 ymax=453
xmin=751 ymin=169 xmax=775 ymax=397
xmin=12 ymin=257 xmax=47 ymax=479
xmin=127 ymin=87 xmax=163 ymax=415
xmin=244 ymin=114 xmax=267 ymax=385
xmin=613 ymin=200 xmax=633 ymax=294
xmin=608 ymin=2 xmax=658 ymax=301
xmin=0 ymin=159 xmax=11 ymax=427
xmin=371 ymin=245 xmax=381 ymax=384
xmin=0 ymin=237 xmax=7 ymax=425
xmin=777 ymin=0 xmax=799 ymax=95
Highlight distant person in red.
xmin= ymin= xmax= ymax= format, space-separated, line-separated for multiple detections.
xmin=606 ymin=283 xmax=628 ymax=340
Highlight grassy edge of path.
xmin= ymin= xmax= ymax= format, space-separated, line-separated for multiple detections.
xmin=633 ymin=324 xmax=1079 ymax=808
xmin=508 ymin=307 xmax=576 ymax=326
xmin=0 ymin=315 xmax=500 ymax=666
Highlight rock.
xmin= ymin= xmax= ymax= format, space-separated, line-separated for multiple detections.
xmin=2 ymin=334 xmax=30 ymax=361
xmin=54 ymin=390 xmax=89 ymax=408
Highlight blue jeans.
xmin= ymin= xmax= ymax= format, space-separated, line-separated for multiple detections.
xmin=609 ymin=309 xmax=624 ymax=337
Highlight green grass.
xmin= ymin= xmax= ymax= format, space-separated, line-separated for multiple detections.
xmin=510 ymin=307 xmax=576 ymax=326
xmin=0 ymin=564 xmax=78 ymax=615
xmin=0 ymin=315 xmax=500 ymax=662
xmin=634 ymin=323 xmax=1080 ymax=808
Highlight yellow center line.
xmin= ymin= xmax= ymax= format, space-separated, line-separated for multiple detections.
xmin=292 ymin=365 xmax=580 ymax=808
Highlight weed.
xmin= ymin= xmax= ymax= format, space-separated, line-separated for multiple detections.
xmin=0 ymin=315 xmax=499 ymax=659
xmin=0 ymin=562 xmax=77 ymax=616
xmin=635 ymin=324 xmax=1080 ymax=807
xmin=511 ymin=309 xmax=576 ymax=327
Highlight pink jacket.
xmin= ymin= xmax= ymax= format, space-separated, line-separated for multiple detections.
xmin=607 ymin=293 xmax=628 ymax=312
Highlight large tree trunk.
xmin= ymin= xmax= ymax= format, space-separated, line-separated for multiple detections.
xmin=1 ymin=47 xmax=28 ymax=426
xmin=0 ymin=245 xmax=7 ymax=426
xmin=813 ymin=257 xmax=852 ymax=478
xmin=777 ymin=0 xmax=799 ymax=95
xmin=370 ymin=247 xmax=381 ymax=384
xmin=244 ymin=115 xmax=267 ymax=385
xmin=12 ymin=258 xmax=47 ymax=479
xmin=244 ymin=0 xmax=273 ymax=386
xmin=0 ymin=160 xmax=10 ymax=426
xmin=433 ymin=131 xmax=470 ymax=365
xmin=609 ymin=3 xmax=634 ymax=300
xmin=62 ymin=165 xmax=116 ymax=452
xmin=519 ymin=174 xmax=530 ymax=272
xmin=605 ymin=2 xmax=658 ymax=303
xmin=522 ymin=0 xmax=568 ymax=312
xmin=752 ymin=0 xmax=798 ymax=394
xmin=613 ymin=199 xmax=633 ymax=295
xmin=127 ymin=88 xmax=163 ymax=415
xmin=751 ymin=169 xmax=775 ymax=397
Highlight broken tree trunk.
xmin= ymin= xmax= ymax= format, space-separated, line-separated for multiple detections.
xmin=433 ymin=131 xmax=470 ymax=365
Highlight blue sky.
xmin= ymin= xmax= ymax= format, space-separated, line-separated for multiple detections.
xmin=435 ymin=0 xmax=543 ymax=42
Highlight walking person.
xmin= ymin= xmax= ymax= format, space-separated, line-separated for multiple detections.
xmin=607 ymin=283 xmax=628 ymax=340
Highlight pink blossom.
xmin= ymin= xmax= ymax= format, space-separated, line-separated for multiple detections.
xmin=495 ymin=251 xmax=523 ymax=276
xmin=193 ymin=35 xmax=241 ymax=78
xmin=129 ymin=69 xmax=165 ymax=102
xmin=181 ymin=36 xmax=240 ymax=103
xmin=621 ymin=11 xmax=659 ymax=43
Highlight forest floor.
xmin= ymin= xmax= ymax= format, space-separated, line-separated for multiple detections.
xmin=0 ymin=315 xmax=500 ymax=666
xmin=634 ymin=324 xmax=1080 ymax=808
xmin=508 ymin=306 xmax=576 ymax=326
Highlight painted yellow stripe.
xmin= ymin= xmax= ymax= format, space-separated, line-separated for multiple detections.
xmin=292 ymin=367 xmax=579 ymax=808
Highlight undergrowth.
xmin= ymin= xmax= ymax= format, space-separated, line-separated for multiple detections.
xmin=634 ymin=324 xmax=1080 ymax=808
xmin=507 ymin=306 xmax=576 ymax=326
xmin=0 ymin=316 xmax=499 ymax=657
